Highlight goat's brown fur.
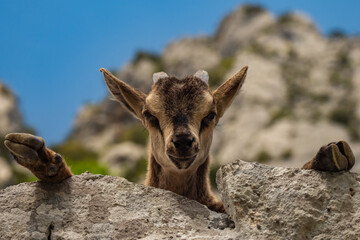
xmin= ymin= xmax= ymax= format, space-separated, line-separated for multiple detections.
xmin=4 ymin=66 xmax=356 ymax=214
xmin=4 ymin=133 xmax=72 ymax=183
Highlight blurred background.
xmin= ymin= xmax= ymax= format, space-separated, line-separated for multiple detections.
xmin=1 ymin=1 xmax=360 ymax=189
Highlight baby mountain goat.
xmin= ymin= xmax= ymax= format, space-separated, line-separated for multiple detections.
xmin=4 ymin=66 xmax=356 ymax=213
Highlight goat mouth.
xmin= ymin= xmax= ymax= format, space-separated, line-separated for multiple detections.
xmin=168 ymin=154 xmax=197 ymax=169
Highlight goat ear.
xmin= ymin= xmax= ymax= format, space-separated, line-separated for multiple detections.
xmin=212 ymin=66 xmax=248 ymax=120
xmin=100 ymin=68 xmax=146 ymax=120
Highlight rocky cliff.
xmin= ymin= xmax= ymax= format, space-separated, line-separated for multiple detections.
xmin=0 ymin=82 xmax=25 ymax=188
xmin=66 ymin=5 xmax=360 ymax=182
xmin=1 ymin=160 xmax=359 ymax=239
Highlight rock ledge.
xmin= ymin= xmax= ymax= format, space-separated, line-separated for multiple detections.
xmin=0 ymin=173 xmax=233 ymax=240
xmin=217 ymin=160 xmax=360 ymax=240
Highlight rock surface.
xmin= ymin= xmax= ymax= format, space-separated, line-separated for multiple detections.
xmin=0 ymin=172 xmax=234 ymax=240
xmin=0 ymin=157 xmax=12 ymax=188
xmin=0 ymin=81 xmax=24 ymax=187
xmin=1 ymin=160 xmax=359 ymax=239
xmin=217 ymin=160 xmax=360 ymax=240
xmin=100 ymin=142 xmax=146 ymax=177
xmin=0 ymin=82 xmax=23 ymax=136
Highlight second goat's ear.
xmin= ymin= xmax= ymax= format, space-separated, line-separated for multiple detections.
xmin=100 ymin=68 xmax=146 ymax=120
xmin=213 ymin=66 xmax=248 ymax=121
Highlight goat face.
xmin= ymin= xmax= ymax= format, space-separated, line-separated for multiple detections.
xmin=144 ymin=75 xmax=216 ymax=170
xmin=101 ymin=67 xmax=248 ymax=172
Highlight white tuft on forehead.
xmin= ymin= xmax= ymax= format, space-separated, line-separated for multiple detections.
xmin=194 ymin=70 xmax=209 ymax=83
xmin=153 ymin=72 xmax=169 ymax=84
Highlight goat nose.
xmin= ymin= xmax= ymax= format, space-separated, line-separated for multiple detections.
xmin=172 ymin=134 xmax=195 ymax=152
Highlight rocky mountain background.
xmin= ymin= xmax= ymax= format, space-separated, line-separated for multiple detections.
xmin=66 ymin=5 xmax=360 ymax=180
xmin=0 ymin=82 xmax=37 ymax=188
xmin=1 ymin=5 xmax=360 ymax=189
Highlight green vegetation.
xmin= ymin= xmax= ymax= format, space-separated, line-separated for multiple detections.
xmin=280 ymin=149 xmax=293 ymax=160
xmin=287 ymin=47 xmax=298 ymax=60
xmin=268 ymin=108 xmax=294 ymax=126
xmin=348 ymin=125 xmax=360 ymax=142
xmin=242 ymin=5 xmax=265 ymax=18
xmin=329 ymin=72 xmax=352 ymax=88
xmin=309 ymin=93 xmax=330 ymax=103
xmin=52 ymin=141 xmax=108 ymax=175
xmin=277 ymin=13 xmax=294 ymax=25
xmin=209 ymin=163 xmax=221 ymax=189
xmin=329 ymin=99 xmax=360 ymax=141
xmin=123 ymin=157 xmax=147 ymax=182
xmin=208 ymin=57 xmax=235 ymax=88
xmin=282 ymin=62 xmax=309 ymax=106
xmin=117 ymin=124 xmax=149 ymax=146
xmin=309 ymin=108 xmax=322 ymax=123
xmin=133 ymin=50 xmax=164 ymax=72
xmin=12 ymin=169 xmax=38 ymax=183
xmin=329 ymin=51 xmax=353 ymax=89
xmin=336 ymin=51 xmax=351 ymax=68
xmin=0 ymin=85 xmax=11 ymax=97
xmin=275 ymin=58 xmax=311 ymax=126
xmin=328 ymin=29 xmax=346 ymax=39
xmin=326 ymin=49 xmax=359 ymax=141
xmin=0 ymin=137 xmax=8 ymax=160
xmin=255 ymin=150 xmax=272 ymax=163
xmin=247 ymin=42 xmax=278 ymax=58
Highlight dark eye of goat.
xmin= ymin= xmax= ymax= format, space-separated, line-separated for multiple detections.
xmin=200 ymin=112 xmax=216 ymax=132
xmin=205 ymin=112 xmax=216 ymax=121
xmin=143 ymin=111 xmax=160 ymax=129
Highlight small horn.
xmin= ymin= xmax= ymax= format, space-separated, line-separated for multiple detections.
xmin=153 ymin=72 xmax=169 ymax=83
xmin=194 ymin=70 xmax=209 ymax=83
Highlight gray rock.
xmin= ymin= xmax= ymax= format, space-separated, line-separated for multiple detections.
xmin=0 ymin=172 xmax=235 ymax=240
xmin=163 ymin=37 xmax=220 ymax=78
xmin=71 ymin=100 xmax=138 ymax=151
xmin=116 ymin=58 xmax=158 ymax=93
xmin=100 ymin=142 xmax=146 ymax=177
xmin=214 ymin=5 xmax=275 ymax=56
xmin=0 ymin=82 xmax=23 ymax=136
xmin=0 ymin=157 xmax=13 ymax=188
xmin=217 ymin=160 xmax=360 ymax=240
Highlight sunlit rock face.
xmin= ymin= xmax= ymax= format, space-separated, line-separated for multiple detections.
xmin=0 ymin=82 xmax=24 ymax=188
xmin=0 ymin=82 xmax=23 ymax=136
xmin=0 ymin=173 xmax=235 ymax=239
xmin=217 ymin=160 xmax=360 ymax=239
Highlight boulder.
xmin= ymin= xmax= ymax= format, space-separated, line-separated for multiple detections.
xmin=217 ymin=160 xmax=360 ymax=239
xmin=0 ymin=172 xmax=234 ymax=239
xmin=1 ymin=160 xmax=359 ymax=239
xmin=100 ymin=142 xmax=146 ymax=176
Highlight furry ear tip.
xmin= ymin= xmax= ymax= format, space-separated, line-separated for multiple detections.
xmin=194 ymin=70 xmax=209 ymax=83
xmin=153 ymin=72 xmax=169 ymax=83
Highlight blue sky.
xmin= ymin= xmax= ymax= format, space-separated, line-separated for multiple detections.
xmin=1 ymin=0 xmax=359 ymax=145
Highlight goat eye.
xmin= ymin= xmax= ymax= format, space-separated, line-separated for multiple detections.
xmin=200 ymin=112 xmax=216 ymax=132
xmin=143 ymin=111 xmax=160 ymax=128
xmin=205 ymin=112 xmax=216 ymax=121
xmin=143 ymin=111 xmax=154 ymax=119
